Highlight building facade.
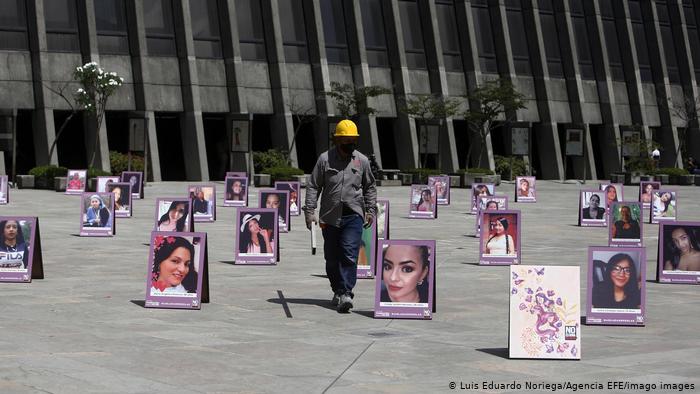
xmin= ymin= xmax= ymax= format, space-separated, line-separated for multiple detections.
xmin=0 ymin=0 xmax=699 ymax=180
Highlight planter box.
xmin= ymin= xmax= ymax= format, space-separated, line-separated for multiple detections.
xmin=398 ymin=173 xmax=412 ymax=186
xmin=54 ymin=177 xmax=67 ymax=192
xmin=411 ymin=173 xmax=430 ymax=184
xmin=610 ymin=173 xmax=627 ymax=184
xmin=462 ymin=173 xmax=501 ymax=188
xmin=294 ymin=174 xmax=309 ymax=188
xmin=16 ymin=175 xmax=34 ymax=189
xmin=376 ymin=179 xmax=402 ymax=186
xmin=254 ymin=174 xmax=272 ymax=187
xmin=88 ymin=178 xmax=98 ymax=192
xmin=653 ymin=174 xmax=669 ymax=184
xmin=670 ymin=174 xmax=694 ymax=185
xmin=448 ymin=175 xmax=461 ymax=188
xmin=638 ymin=175 xmax=655 ymax=183
xmin=695 ymin=176 xmax=700 ymax=186
xmin=34 ymin=177 xmax=53 ymax=190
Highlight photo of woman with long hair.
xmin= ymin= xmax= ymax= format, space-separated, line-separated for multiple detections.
xmin=150 ymin=236 xmax=198 ymax=294
xmin=592 ymin=253 xmax=641 ymax=310
xmin=380 ymin=244 xmax=431 ymax=304
xmin=0 ymin=219 xmax=30 ymax=270
xmin=663 ymin=226 xmax=700 ymax=272
xmin=157 ymin=201 xmax=190 ymax=232
xmin=239 ymin=213 xmax=274 ymax=255
xmin=483 ymin=216 xmax=516 ymax=256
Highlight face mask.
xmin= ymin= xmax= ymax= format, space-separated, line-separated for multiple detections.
xmin=340 ymin=143 xmax=356 ymax=154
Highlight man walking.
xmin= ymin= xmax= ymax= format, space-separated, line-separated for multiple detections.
xmin=304 ymin=120 xmax=377 ymax=313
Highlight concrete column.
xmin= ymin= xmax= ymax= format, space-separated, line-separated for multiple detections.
xmin=260 ymin=0 xmax=297 ymax=167
xmin=27 ymin=0 xmax=57 ymax=166
xmin=126 ymin=0 xmax=161 ymax=181
xmin=173 ymin=0 xmax=210 ymax=181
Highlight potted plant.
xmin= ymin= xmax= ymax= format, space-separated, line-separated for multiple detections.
xmin=28 ymin=165 xmax=68 ymax=190
xmin=405 ymin=168 xmax=441 ymax=184
xmin=657 ymin=167 xmax=693 ymax=185
xmin=457 ymin=168 xmax=498 ymax=188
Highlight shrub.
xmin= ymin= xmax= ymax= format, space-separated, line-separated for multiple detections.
xmin=29 ymin=165 xmax=68 ymax=186
xmin=494 ymin=155 xmax=527 ymax=179
xmin=253 ymin=149 xmax=289 ymax=174
xmin=262 ymin=166 xmax=304 ymax=182
xmin=654 ymin=167 xmax=689 ymax=176
xmin=110 ymin=151 xmax=145 ymax=175
xmin=456 ymin=167 xmax=495 ymax=175
xmin=403 ymin=168 xmax=442 ymax=176
xmin=87 ymin=167 xmax=111 ymax=179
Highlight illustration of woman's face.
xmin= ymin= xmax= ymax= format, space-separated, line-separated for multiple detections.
xmin=620 ymin=206 xmax=631 ymax=222
xmin=247 ymin=219 xmax=260 ymax=234
xmin=90 ymin=198 xmax=100 ymax=209
xmin=607 ymin=187 xmax=617 ymax=201
xmin=3 ymin=221 xmax=18 ymax=241
xmin=382 ymin=246 xmax=428 ymax=302
xmin=671 ymin=228 xmax=692 ymax=254
xmin=491 ymin=220 xmax=505 ymax=235
xmin=232 ymin=181 xmax=242 ymax=194
xmin=589 ymin=195 xmax=600 ymax=208
xmin=158 ymin=247 xmax=191 ymax=287
xmin=168 ymin=203 xmax=185 ymax=221
xmin=610 ymin=259 xmax=632 ymax=289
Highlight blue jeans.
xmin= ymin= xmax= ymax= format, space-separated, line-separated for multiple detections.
xmin=322 ymin=214 xmax=363 ymax=297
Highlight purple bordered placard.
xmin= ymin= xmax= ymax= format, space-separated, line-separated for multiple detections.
xmin=79 ymin=192 xmax=115 ymax=237
xmin=586 ymin=246 xmax=646 ymax=326
xmin=107 ymin=182 xmax=133 ymax=218
xmin=258 ymin=189 xmax=290 ymax=232
xmin=657 ymin=221 xmax=700 ymax=284
xmin=639 ymin=181 xmax=660 ymax=210
xmin=226 ymin=171 xmax=247 ymax=178
xmin=235 ymin=208 xmax=279 ymax=265
xmin=475 ymin=195 xmax=509 ymax=236
xmin=144 ymin=231 xmax=207 ymax=309
xmin=578 ymin=189 xmax=607 ymax=227
xmin=649 ymin=189 xmax=678 ymax=224
xmin=428 ymin=175 xmax=450 ymax=205
xmin=223 ymin=176 xmax=249 ymax=207
xmin=608 ymin=202 xmax=643 ymax=247
xmin=154 ymin=198 xmax=194 ymax=232
xmin=121 ymin=171 xmax=144 ymax=199
xmin=96 ymin=176 xmax=120 ymax=193
xmin=65 ymin=169 xmax=87 ymax=195
xmin=274 ymin=181 xmax=301 ymax=216
xmin=408 ymin=184 xmax=437 ymax=219
xmin=0 ymin=216 xmax=42 ymax=283
xmin=514 ymin=176 xmax=536 ymax=203
xmin=374 ymin=239 xmax=436 ymax=320
xmin=0 ymin=175 xmax=8 ymax=204
xmin=471 ymin=183 xmax=495 ymax=213
xmin=188 ymin=184 xmax=216 ymax=222
xmin=357 ymin=216 xmax=377 ymax=279
xmin=376 ymin=199 xmax=390 ymax=240
xmin=479 ymin=210 xmax=521 ymax=265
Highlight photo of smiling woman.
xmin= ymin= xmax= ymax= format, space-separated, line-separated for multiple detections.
xmin=0 ymin=219 xmax=30 ymax=270
xmin=156 ymin=200 xmax=190 ymax=232
xmin=239 ymin=213 xmax=274 ymax=255
xmin=663 ymin=225 xmax=700 ymax=272
xmin=82 ymin=194 xmax=112 ymax=228
xmin=150 ymin=236 xmax=198 ymax=295
xmin=380 ymin=243 xmax=431 ymax=305
xmin=591 ymin=252 xmax=642 ymax=311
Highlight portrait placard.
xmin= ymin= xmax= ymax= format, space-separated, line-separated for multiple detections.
xmin=66 ymin=169 xmax=87 ymax=195
xmin=154 ymin=198 xmax=194 ymax=232
xmin=357 ymin=217 xmax=377 ymax=279
xmin=471 ymin=183 xmax=495 ymax=213
xmin=0 ymin=217 xmax=44 ymax=283
xmin=224 ymin=176 xmax=248 ymax=207
xmin=657 ymin=222 xmax=700 ymax=284
xmin=639 ymin=181 xmax=660 ymax=210
xmin=408 ymin=185 xmax=437 ymax=219
xmin=479 ymin=210 xmax=521 ymax=265
xmin=565 ymin=129 xmax=584 ymax=156
xmin=579 ymin=190 xmax=607 ymax=227
xmin=376 ymin=199 xmax=390 ymax=240
xmin=107 ymin=182 xmax=132 ymax=218
xmin=121 ymin=171 xmax=144 ymax=199
xmin=509 ymin=265 xmax=580 ymax=359
xmin=258 ymin=190 xmax=290 ymax=232
xmin=586 ymin=247 xmax=646 ymax=326
xmin=144 ymin=232 xmax=209 ymax=309
xmin=374 ymin=239 xmax=435 ymax=319
xmin=80 ymin=193 xmax=115 ymax=236
xmin=475 ymin=196 xmax=509 ymax=236
xmin=510 ymin=127 xmax=530 ymax=155
xmin=598 ymin=183 xmax=624 ymax=212
xmin=515 ymin=176 xmax=536 ymax=202
xmin=275 ymin=181 xmax=301 ymax=216
xmin=226 ymin=171 xmax=247 ymax=178
xmin=0 ymin=175 xmax=8 ymax=204
xmin=608 ymin=202 xmax=643 ymax=247
xmin=650 ymin=189 xmax=677 ymax=224
xmin=96 ymin=176 xmax=120 ymax=193
xmin=188 ymin=184 xmax=216 ymax=222
xmin=235 ymin=208 xmax=279 ymax=265
xmin=428 ymin=176 xmax=450 ymax=205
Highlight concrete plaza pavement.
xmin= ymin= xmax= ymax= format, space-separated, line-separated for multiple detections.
xmin=0 ymin=181 xmax=699 ymax=394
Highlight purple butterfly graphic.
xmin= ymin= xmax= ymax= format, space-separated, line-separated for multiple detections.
xmin=535 ymin=267 xmax=545 ymax=275
xmin=547 ymin=290 xmax=555 ymax=297
xmin=511 ymin=287 xmax=518 ymax=295
xmin=519 ymin=303 xmax=527 ymax=310
xmin=556 ymin=297 xmax=562 ymax=306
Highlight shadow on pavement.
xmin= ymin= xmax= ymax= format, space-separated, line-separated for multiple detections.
xmin=475 ymin=348 xmax=509 ymax=359
xmin=267 ymin=297 xmax=337 ymax=311
xmin=130 ymin=300 xmax=146 ymax=307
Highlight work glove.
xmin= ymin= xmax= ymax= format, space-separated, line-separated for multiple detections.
xmin=363 ymin=213 xmax=374 ymax=229
xmin=305 ymin=211 xmax=318 ymax=230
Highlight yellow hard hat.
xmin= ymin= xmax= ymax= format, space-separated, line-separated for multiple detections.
xmin=334 ymin=119 xmax=359 ymax=137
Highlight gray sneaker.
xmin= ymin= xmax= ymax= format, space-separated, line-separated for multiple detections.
xmin=337 ymin=294 xmax=353 ymax=313
xmin=331 ymin=293 xmax=340 ymax=306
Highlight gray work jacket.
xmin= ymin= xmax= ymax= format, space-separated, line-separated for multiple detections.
xmin=304 ymin=148 xmax=377 ymax=227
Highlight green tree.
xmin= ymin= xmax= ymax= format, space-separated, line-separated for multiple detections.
xmin=463 ymin=79 xmax=526 ymax=168
xmin=323 ymin=81 xmax=391 ymax=119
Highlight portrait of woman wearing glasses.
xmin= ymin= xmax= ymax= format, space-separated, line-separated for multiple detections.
xmin=157 ymin=201 xmax=189 ymax=232
xmin=592 ymin=253 xmax=641 ymax=310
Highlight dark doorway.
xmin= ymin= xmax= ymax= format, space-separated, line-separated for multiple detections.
xmin=155 ymin=113 xmax=186 ymax=181
xmin=54 ymin=110 xmax=87 ymax=168
xmin=105 ymin=111 xmax=130 ymax=154
xmin=377 ymin=118 xmax=397 ymax=169
xmin=530 ymin=124 xmax=542 ymax=178
xmin=589 ymin=125 xmax=606 ymax=179
xmin=252 ymin=115 xmax=273 ymax=151
xmin=292 ymin=115 xmax=317 ymax=173
xmin=453 ymin=120 xmax=470 ymax=169
xmin=14 ymin=110 xmax=35 ymax=175
xmin=202 ymin=115 xmax=228 ymax=181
